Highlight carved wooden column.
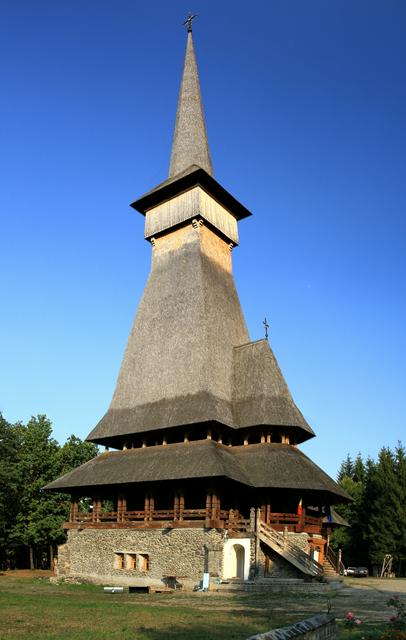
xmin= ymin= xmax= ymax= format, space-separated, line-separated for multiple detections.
xmin=179 ymin=491 xmax=184 ymax=521
xmin=117 ymin=495 xmax=126 ymax=522
xmin=205 ymin=491 xmax=212 ymax=527
xmin=70 ymin=497 xmax=78 ymax=522
xmin=212 ymin=492 xmax=220 ymax=520
xmin=92 ymin=497 xmax=101 ymax=523
xmin=174 ymin=493 xmax=179 ymax=520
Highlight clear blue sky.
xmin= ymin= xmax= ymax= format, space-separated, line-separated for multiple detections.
xmin=1 ymin=1 xmax=405 ymax=478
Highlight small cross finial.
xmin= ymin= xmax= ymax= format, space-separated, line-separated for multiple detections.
xmin=182 ymin=12 xmax=198 ymax=33
xmin=263 ymin=317 xmax=269 ymax=340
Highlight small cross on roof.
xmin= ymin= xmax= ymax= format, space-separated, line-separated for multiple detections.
xmin=182 ymin=13 xmax=198 ymax=33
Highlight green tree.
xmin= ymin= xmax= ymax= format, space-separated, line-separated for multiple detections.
xmin=57 ymin=435 xmax=98 ymax=474
xmin=366 ymin=447 xmax=402 ymax=570
xmin=0 ymin=414 xmax=23 ymax=569
xmin=335 ymin=445 xmax=406 ymax=576
xmin=394 ymin=443 xmax=406 ymax=575
xmin=9 ymin=415 xmax=98 ymax=569
xmin=337 ymin=454 xmax=354 ymax=483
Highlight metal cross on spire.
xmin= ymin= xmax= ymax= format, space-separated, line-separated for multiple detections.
xmin=182 ymin=12 xmax=198 ymax=33
xmin=263 ymin=317 xmax=269 ymax=340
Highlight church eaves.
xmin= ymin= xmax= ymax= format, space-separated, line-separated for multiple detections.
xmin=169 ymin=31 xmax=213 ymax=177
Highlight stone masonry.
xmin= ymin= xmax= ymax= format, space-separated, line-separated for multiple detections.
xmin=57 ymin=528 xmax=225 ymax=588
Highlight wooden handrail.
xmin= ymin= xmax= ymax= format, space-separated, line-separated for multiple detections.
xmin=326 ymin=545 xmax=345 ymax=574
xmin=258 ymin=521 xmax=324 ymax=577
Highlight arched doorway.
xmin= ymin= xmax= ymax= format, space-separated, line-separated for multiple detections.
xmin=234 ymin=544 xmax=245 ymax=579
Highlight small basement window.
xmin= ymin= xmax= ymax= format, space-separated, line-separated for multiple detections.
xmin=115 ymin=553 xmax=124 ymax=570
xmin=127 ymin=554 xmax=137 ymax=570
xmin=138 ymin=554 xmax=149 ymax=572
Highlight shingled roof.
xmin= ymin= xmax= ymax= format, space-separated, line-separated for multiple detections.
xmin=45 ymin=440 xmax=349 ymax=503
xmin=169 ymin=31 xmax=213 ymax=177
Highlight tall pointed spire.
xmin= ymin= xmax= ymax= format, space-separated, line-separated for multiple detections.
xmin=169 ymin=27 xmax=213 ymax=177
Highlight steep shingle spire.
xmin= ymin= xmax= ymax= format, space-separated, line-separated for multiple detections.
xmin=169 ymin=30 xmax=213 ymax=177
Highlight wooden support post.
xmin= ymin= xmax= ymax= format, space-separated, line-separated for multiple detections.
xmin=179 ymin=492 xmax=184 ymax=521
xmin=255 ymin=508 xmax=261 ymax=576
xmin=122 ymin=495 xmax=127 ymax=522
xmin=212 ymin=492 xmax=217 ymax=519
xmin=92 ymin=497 xmax=100 ymax=523
xmin=174 ymin=493 xmax=179 ymax=520
xmin=117 ymin=496 xmax=122 ymax=522
xmin=205 ymin=492 xmax=212 ymax=527
xmin=266 ymin=433 xmax=271 ymax=443
xmin=144 ymin=495 xmax=149 ymax=521
xmin=260 ymin=433 xmax=265 ymax=444
xmin=261 ymin=503 xmax=266 ymax=523
xmin=261 ymin=499 xmax=271 ymax=524
xmin=70 ymin=497 xmax=78 ymax=522
xmin=149 ymin=495 xmax=154 ymax=520
xmin=249 ymin=507 xmax=256 ymax=532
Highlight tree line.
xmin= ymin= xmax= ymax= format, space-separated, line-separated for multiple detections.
xmin=0 ymin=413 xmax=98 ymax=570
xmin=1 ymin=411 xmax=405 ymax=575
xmin=332 ymin=443 xmax=406 ymax=577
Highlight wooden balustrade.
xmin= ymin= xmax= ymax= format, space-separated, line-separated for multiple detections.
xmin=69 ymin=507 xmax=321 ymax=533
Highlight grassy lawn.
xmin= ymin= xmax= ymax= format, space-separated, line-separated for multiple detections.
xmin=0 ymin=574 xmax=404 ymax=640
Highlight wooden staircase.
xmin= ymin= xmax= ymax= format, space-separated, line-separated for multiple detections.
xmin=257 ymin=521 xmax=324 ymax=578
xmin=323 ymin=546 xmax=344 ymax=581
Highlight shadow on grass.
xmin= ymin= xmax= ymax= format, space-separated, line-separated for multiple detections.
xmin=132 ymin=618 xmax=263 ymax=640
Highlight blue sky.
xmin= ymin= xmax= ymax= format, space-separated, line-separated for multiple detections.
xmin=1 ymin=1 xmax=405 ymax=478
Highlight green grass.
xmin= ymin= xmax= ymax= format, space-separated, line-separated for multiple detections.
xmin=0 ymin=575 xmax=404 ymax=640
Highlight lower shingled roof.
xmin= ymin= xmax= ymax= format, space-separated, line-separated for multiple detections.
xmin=45 ymin=441 xmax=350 ymax=503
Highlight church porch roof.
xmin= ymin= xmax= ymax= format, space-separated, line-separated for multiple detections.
xmin=44 ymin=440 xmax=350 ymax=503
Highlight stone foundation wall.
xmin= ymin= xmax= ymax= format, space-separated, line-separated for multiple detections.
xmin=288 ymin=532 xmax=309 ymax=553
xmin=246 ymin=614 xmax=336 ymax=640
xmin=57 ymin=528 xmax=224 ymax=588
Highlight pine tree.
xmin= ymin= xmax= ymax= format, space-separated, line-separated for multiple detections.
xmin=337 ymin=454 xmax=354 ymax=482
xmin=394 ymin=442 xmax=406 ymax=576
xmin=366 ymin=447 xmax=401 ymax=571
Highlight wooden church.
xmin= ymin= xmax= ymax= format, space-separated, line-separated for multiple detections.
xmin=46 ymin=20 xmax=349 ymax=589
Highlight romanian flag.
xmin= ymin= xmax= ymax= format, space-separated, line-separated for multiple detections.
xmin=297 ymin=498 xmax=303 ymax=516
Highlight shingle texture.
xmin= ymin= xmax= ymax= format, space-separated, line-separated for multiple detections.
xmin=233 ymin=340 xmax=314 ymax=435
xmin=87 ymin=224 xmax=313 ymax=445
xmin=169 ymin=32 xmax=213 ymax=177
xmin=44 ymin=441 xmax=349 ymax=502
xmin=87 ymin=225 xmax=250 ymax=443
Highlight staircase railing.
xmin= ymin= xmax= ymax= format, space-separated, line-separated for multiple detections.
xmin=258 ymin=521 xmax=324 ymax=577
xmin=326 ymin=545 xmax=345 ymax=575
